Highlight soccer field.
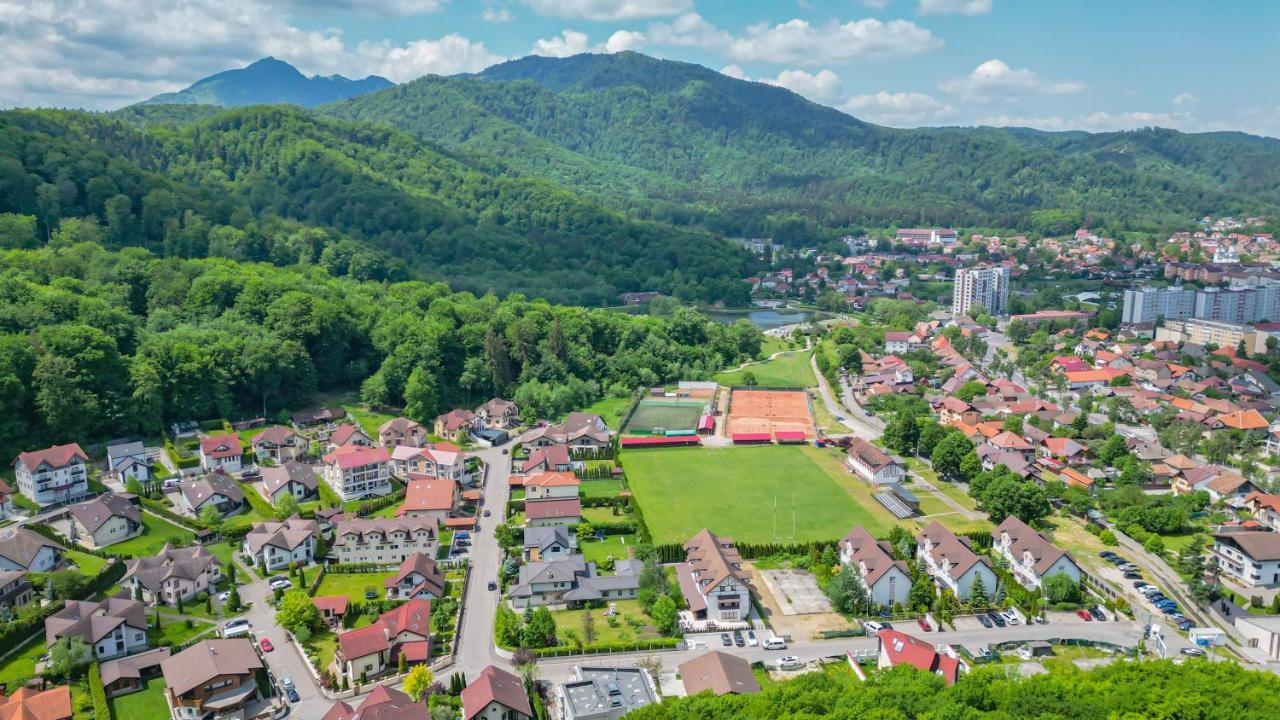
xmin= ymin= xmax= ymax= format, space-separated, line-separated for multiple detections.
xmin=624 ymin=400 xmax=706 ymax=434
xmin=624 ymin=445 xmax=895 ymax=544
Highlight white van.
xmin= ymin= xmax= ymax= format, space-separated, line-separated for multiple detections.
xmin=863 ymin=621 xmax=885 ymax=634
xmin=222 ymin=618 xmax=251 ymax=638
xmin=762 ymin=636 xmax=787 ymax=651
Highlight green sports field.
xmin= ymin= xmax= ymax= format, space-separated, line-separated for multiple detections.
xmin=714 ymin=351 xmax=815 ymax=389
xmin=625 ymin=445 xmax=895 ymax=544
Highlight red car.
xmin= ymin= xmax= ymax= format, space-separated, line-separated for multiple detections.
xmin=260 ymin=638 xmax=274 ymax=652
xmin=1075 ymin=609 xmax=1093 ymax=622
xmin=916 ymin=617 xmax=932 ymax=632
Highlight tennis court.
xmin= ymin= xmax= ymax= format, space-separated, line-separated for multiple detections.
xmin=624 ymin=399 xmax=707 ymax=435
xmin=726 ymin=388 xmax=814 ymax=440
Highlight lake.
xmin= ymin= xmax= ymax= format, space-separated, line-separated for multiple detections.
xmin=700 ymin=307 xmax=816 ymax=330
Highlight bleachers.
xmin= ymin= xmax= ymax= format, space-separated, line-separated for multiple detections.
xmin=875 ymin=491 xmax=915 ymax=519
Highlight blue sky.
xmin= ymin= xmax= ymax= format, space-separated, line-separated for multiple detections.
xmin=3 ymin=0 xmax=1277 ymax=136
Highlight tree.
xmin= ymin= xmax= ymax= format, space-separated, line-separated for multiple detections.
xmin=405 ymin=665 xmax=434 ymax=701
xmin=916 ymin=419 xmax=950 ymax=456
xmin=277 ymin=590 xmax=320 ymax=633
xmin=275 ymin=493 xmax=301 ymax=520
xmin=200 ymin=503 xmax=223 ymax=528
xmin=741 ymin=370 xmax=756 ymax=387
xmin=907 ymin=572 xmax=936 ymax=611
xmin=650 ymin=596 xmax=679 ymax=636
xmin=582 ymin=608 xmax=597 ymax=644
xmin=47 ymin=637 xmax=93 ymax=679
xmin=523 ymin=607 xmax=557 ymax=648
xmin=882 ymin=412 xmax=920 ymax=455
xmin=958 ymin=450 xmax=982 ymax=482
xmin=969 ymin=573 xmax=990 ymax=607
xmin=979 ymin=474 xmax=1050 ymax=525
xmin=1043 ymin=573 xmax=1082 ymax=604
xmin=1002 ymin=414 xmax=1025 ymax=433
xmin=404 ymin=365 xmax=440 ymax=423
xmin=930 ymin=432 xmax=971 ymax=479
xmin=955 ymin=381 xmax=988 ymax=403
xmin=1098 ymin=435 xmax=1128 ymax=466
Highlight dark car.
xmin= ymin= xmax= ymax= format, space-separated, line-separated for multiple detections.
xmin=976 ymin=614 xmax=993 ymax=628
xmin=721 ymin=633 xmax=732 ymax=646
xmin=1133 ymin=581 xmax=1149 ymax=589
xmin=1099 ymin=551 xmax=1116 ymax=559
xmin=1123 ymin=571 xmax=1142 ymax=580
xmin=1088 ymin=606 xmax=1106 ymax=621
xmin=285 ymin=687 xmax=300 ymax=703
xmin=988 ymin=612 xmax=1006 ymax=628
xmin=487 ymin=580 xmax=497 ymax=591
xmin=733 ymin=630 xmax=745 ymax=647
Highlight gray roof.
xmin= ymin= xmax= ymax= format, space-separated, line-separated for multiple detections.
xmin=107 ymin=441 xmax=148 ymax=470
xmin=509 ymin=555 xmax=590 ymax=599
xmin=523 ymin=526 xmax=572 ymax=552
xmin=123 ymin=544 xmax=220 ymax=593
xmin=563 ymin=667 xmax=656 ymax=720
xmin=243 ymin=517 xmax=318 ymax=554
xmin=180 ymin=472 xmax=245 ymax=510
xmin=69 ymin=492 xmax=140 ymax=534
xmin=261 ymin=461 xmax=318 ymax=496
xmin=0 ymin=527 xmax=64 ymax=569
xmin=46 ymin=593 xmax=147 ymax=646
xmin=100 ymin=647 xmax=171 ymax=686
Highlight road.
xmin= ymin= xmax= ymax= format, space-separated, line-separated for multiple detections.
xmin=808 ymin=353 xmax=883 ymax=440
xmin=452 ymin=443 xmax=512 ymax=676
xmin=238 ymin=570 xmax=333 ymax=719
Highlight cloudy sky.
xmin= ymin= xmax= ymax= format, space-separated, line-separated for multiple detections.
xmin=3 ymin=0 xmax=1277 ymax=136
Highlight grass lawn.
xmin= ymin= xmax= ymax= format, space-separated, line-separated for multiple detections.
xmin=109 ymin=678 xmax=168 ymax=718
xmin=1161 ymin=532 xmax=1209 ymax=555
xmin=715 ymin=350 xmax=815 ymax=389
xmin=759 ymin=335 xmax=793 ymax=358
xmin=581 ymin=507 xmax=627 ymax=524
xmin=205 ymin=542 xmax=247 ymax=581
xmin=110 ymin=512 xmax=196 ymax=556
xmin=313 ymin=571 xmax=397 ymax=604
xmin=575 ymin=394 xmax=636 ymax=428
xmin=579 ymin=478 xmax=625 ymax=499
xmin=0 ymin=634 xmax=47 ymax=689
xmin=304 ymin=628 xmax=339 ymax=674
xmin=1045 ymin=516 xmax=1111 ymax=573
xmin=578 ymin=535 xmax=638 ymax=565
xmin=65 ymin=550 xmax=108 ymax=576
xmin=150 ymin=618 xmax=215 ymax=646
xmin=625 ymin=445 xmax=894 ymax=544
xmin=344 ymin=402 xmax=401 ymax=439
xmin=551 ymin=599 xmax=662 ymax=646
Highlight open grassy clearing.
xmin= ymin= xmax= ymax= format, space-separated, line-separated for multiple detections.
xmin=65 ymin=550 xmax=108 ymax=575
xmin=578 ymin=534 xmax=638 ymax=565
xmin=0 ymin=634 xmax=46 ymax=689
xmin=574 ymin=394 xmax=636 ymax=428
xmin=715 ymin=350 xmax=816 ymax=389
xmin=625 ymin=445 xmax=894 ymax=544
xmin=550 ymin=599 xmax=662 ymax=646
xmin=579 ymin=478 xmax=625 ymax=498
xmin=109 ymin=678 xmax=168 ymax=718
xmin=109 ymin=512 xmax=196 ymax=556
xmin=313 ymin=571 xmax=398 ymax=604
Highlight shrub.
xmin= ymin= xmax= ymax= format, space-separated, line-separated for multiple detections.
xmin=1099 ymin=530 xmax=1118 ymax=546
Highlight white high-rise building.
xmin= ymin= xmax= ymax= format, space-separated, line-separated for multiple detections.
xmin=1121 ymin=287 xmax=1195 ymax=325
xmin=952 ymin=266 xmax=1010 ymax=317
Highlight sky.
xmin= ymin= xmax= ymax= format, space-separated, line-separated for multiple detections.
xmin=3 ymin=0 xmax=1278 ymax=137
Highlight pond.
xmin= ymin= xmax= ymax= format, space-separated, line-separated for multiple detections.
xmin=699 ymin=307 xmax=817 ymax=330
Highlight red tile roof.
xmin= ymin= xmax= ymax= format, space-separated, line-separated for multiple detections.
xmin=199 ymin=434 xmax=242 ymax=459
xmin=400 ymin=476 xmax=456 ymax=514
xmin=16 ymin=443 xmax=87 ymax=472
xmin=337 ymin=623 xmax=389 ymax=660
xmin=324 ymin=445 xmax=389 ymax=470
xmin=878 ymin=628 xmax=961 ymax=685
xmin=462 ymin=666 xmax=532 ymax=720
xmin=313 ymin=595 xmax=349 ymax=616
xmin=0 ymin=685 xmax=73 ymax=720
xmin=524 ymin=498 xmax=582 ymax=521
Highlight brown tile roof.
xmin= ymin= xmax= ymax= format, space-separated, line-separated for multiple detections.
xmin=524 ymin=498 xmax=582 ymax=521
xmin=1214 ymin=532 xmax=1280 ymax=562
xmin=839 ymin=526 xmax=909 ymax=587
xmin=384 ymin=553 xmax=444 ymax=598
xmin=400 ymin=476 xmax=457 ymax=514
xmin=251 ymin=425 xmax=297 ymax=446
xmin=199 ymin=434 xmax=241 ymax=459
xmin=68 ymin=492 xmax=139 ymax=534
xmin=679 ymin=651 xmax=761 ymax=696
xmin=846 ymin=438 xmax=897 ymax=472
xmin=683 ymin=528 xmax=746 ymax=594
xmin=919 ymin=521 xmax=992 ymax=580
xmin=992 ymin=517 xmax=1077 ymax=576
xmin=462 ymin=665 xmax=532 ymax=720
xmin=161 ymin=639 xmax=263 ymax=696
xmin=261 ymin=462 xmax=318 ymax=496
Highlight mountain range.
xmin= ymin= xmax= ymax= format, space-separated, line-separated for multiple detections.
xmin=141 ymin=57 xmax=393 ymax=107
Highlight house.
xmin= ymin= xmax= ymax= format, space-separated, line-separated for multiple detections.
xmin=1243 ymin=492 xmax=1280 ymax=531
xmin=938 ymin=397 xmax=980 ymax=426
xmin=838 ymin=526 xmax=912 ymax=607
xmin=292 ymin=406 xmax=346 ymax=428
xmin=250 ymin=426 xmax=307 ymax=463
xmin=1212 ymin=532 xmax=1280 ymax=587
xmin=991 ymin=517 xmax=1082 ymax=589
xmin=332 ymin=517 xmax=438 ymax=565
xmin=462 ymin=665 xmax=533 ymax=720
xmin=560 ymin=667 xmax=658 ymax=720
xmin=434 ymin=409 xmax=476 ymax=439
xmin=259 ymin=461 xmax=319 ymax=504
xmin=398 ymin=475 xmax=458 ymax=524
xmin=67 ymin=493 xmax=141 ymax=549
xmin=522 ymin=445 xmax=575 ymax=474
xmin=0 ymin=570 xmax=35 ymax=612
xmin=328 ymin=424 xmax=374 ymax=451
xmin=314 ymin=596 xmax=349 ymax=627
xmin=884 ymin=331 xmax=914 ymax=354
xmin=1064 ymin=369 xmax=1114 ymax=391
xmin=476 ymin=398 xmax=521 ymax=431
xmin=198 ymin=434 xmax=243 ymax=473
xmin=242 ymin=517 xmax=319 ymax=571
xmin=523 ymin=526 xmax=576 ymax=562
xmin=876 ymin=628 xmax=964 ymax=685
xmin=322 ymin=445 xmax=392 ymax=502
xmin=378 ymin=417 xmax=428 ymax=449
xmin=45 ymin=594 xmax=148 ymax=661
xmin=508 ymin=555 xmax=641 ymax=609
xmin=678 ymin=651 xmax=761 ymax=697
xmin=384 ymin=553 xmax=446 ymax=600
xmin=845 ymin=438 xmax=905 ymax=486
xmin=99 ymin=647 xmax=170 ymax=698
xmin=0 ymin=686 xmax=72 ymax=720
xmin=106 ymin=441 xmax=151 ymax=483
xmin=323 ymin=686 xmax=430 ymax=720
xmin=396 ymin=442 xmax=467 ymax=482
xmin=1040 ymin=437 xmax=1088 ymax=464
xmin=524 ymin=498 xmax=583 ymax=528
xmin=0 ymin=527 xmax=65 ymax=572
xmin=523 ymin=471 xmax=580 ymax=500
xmin=916 ymin=521 xmax=998 ymax=601
xmin=1218 ymin=409 xmax=1271 ymax=434
xmin=122 ymin=544 xmax=222 ymax=605
xmin=334 ymin=599 xmax=432 ymax=683
xmin=0 ymin=479 xmax=13 ymax=520
xmin=677 ymin=529 xmax=751 ymax=623
xmin=161 ymin=639 xmax=264 ymax=720
xmin=519 ymin=413 xmax=612 ymax=452
xmin=177 ymin=472 xmax=246 ymax=518
xmin=13 ymin=443 xmax=89 ymax=507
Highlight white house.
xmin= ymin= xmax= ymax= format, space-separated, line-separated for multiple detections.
xmin=323 ymin=445 xmax=391 ymax=502
xmin=394 ymin=442 xmax=467 ymax=482
xmin=106 ymin=441 xmax=151 ymax=483
xmin=332 ymin=518 xmax=438 ymax=565
xmin=177 ymin=472 xmax=246 ymax=518
xmin=846 ymin=438 xmax=906 ymax=486
xmin=378 ymin=417 xmax=428 ymax=449
xmin=14 ymin=443 xmax=89 ymax=507
xmin=990 ymin=517 xmax=1082 ymax=590
xmin=259 ymin=461 xmax=319 ymax=505
xmin=884 ymin=331 xmax=913 ymax=354
xmin=0 ymin=527 xmax=65 ymax=572
xmin=461 ymin=665 xmax=533 ymax=720
xmin=46 ymin=596 xmax=149 ymax=661
xmin=250 ymin=426 xmax=307 ymax=464
xmin=68 ymin=493 xmax=143 ymax=549
xmin=242 ymin=518 xmax=319 ymax=571
xmin=838 ymin=526 xmax=912 ymax=608
xmin=198 ymin=434 xmax=243 ymax=473
xmin=1212 ymin=532 xmax=1280 ymax=587
xmin=917 ymin=521 xmax=998 ymax=601
xmin=677 ymin=529 xmax=751 ymax=623
xmin=384 ymin=552 xmax=446 ymax=600
xmin=122 ymin=545 xmax=222 ymax=605
xmin=522 ymin=471 xmax=580 ymax=500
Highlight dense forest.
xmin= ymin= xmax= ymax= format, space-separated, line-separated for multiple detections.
xmin=629 ymin=659 xmax=1280 ymax=719
xmin=324 ymin=52 xmax=1280 ymax=239
xmin=0 ymin=106 xmax=750 ymax=305
xmin=0 ymin=241 xmax=761 ymax=458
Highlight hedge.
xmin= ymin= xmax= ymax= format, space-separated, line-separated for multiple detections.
xmin=325 ymin=562 xmax=394 ymax=574
xmin=88 ymin=663 xmax=109 ymax=720
xmin=307 ymin=564 xmax=327 ymax=597
xmin=165 ymin=440 xmax=201 ymax=469
xmin=820 ymin=628 xmax=865 ymax=639
xmin=141 ymin=498 xmax=207 ymax=531
xmin=516 ymin=637 xmax=681 ymax=658
xmin=241 ymin=482 xmax=277 ymax=518
xmin=356 ymin=488 xmax=407 ymax=517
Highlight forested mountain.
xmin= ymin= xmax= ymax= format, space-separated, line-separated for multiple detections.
xmin=323 ymin=52 xmax=1280 ymax=238
xmin=0 ymin=242 xmax=761 ymax=459
xmin=141 ymin=57 xmax=394 ymax=108
xmin=0 ymin=107 xmax=749 ymax=304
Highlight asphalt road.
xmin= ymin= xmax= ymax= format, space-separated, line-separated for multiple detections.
xmin=235 ymin=569 xmax=333 ymax=719
xmin=452 ymin=443 xmax=512 ymax=676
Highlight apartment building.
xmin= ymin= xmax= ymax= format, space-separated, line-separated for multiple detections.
xmin=332 ymin=517 xmax=438 ymax=565
xmin=1121 ymin=287 xmax=1195 ymax=324
xmin=322 ymin=445 xmax=392 ymax=502
xmin=952 ymin=266 xmax=1010 ymax=317
xmin=13 ymin=443 xmax=89 ymax=507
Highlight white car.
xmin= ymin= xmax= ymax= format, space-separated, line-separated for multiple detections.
xmin=269 ymin=578 xmax=293 ymax=591
xmin=1001 ymin=610 xmax=1020 ymax=626
xmin=745 ymin=630 xmax=758 ymax=647
xmin=778 ymin=656 xmax=803 ymax=670
xmin=763 ymin=636 xmax=787 ymax=651
xmin=222 ymin=618 xmax=251 ymax=638
xmin=217 ymin=591 xmax=230 ymax=601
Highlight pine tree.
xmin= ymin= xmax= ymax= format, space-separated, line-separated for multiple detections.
xmin=969 ymin=574 xmax=989 ymax=607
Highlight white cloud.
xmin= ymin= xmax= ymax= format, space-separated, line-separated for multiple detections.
xmin=763 ymin=69 xmax=845 ymax=103
xmin=531 ymin=30 xmax=591 ymax=57
xmin=649 ymin=13 xmax=942 ymax=65
xmin=0 ymin=0 xmax=502 ymax=109
xmin=1173 ymin=92 xmax=1198 ymax=109
xmin=976 ymin=110 xmax=1191 ymax=132
xmin=482 ymin=7 xmax=515 ymax=22
xmin=918 ymin=0 xmax=992 ymax=15
xmin=719 ymin=64 xmax=747 ymax=80
xmin=842 ymin=90 xmax=955 ymax=125
xmin=603 ymin=30 xmax=646 ymax=53
xmin=304 ymin=0 xmax=449 ymax=14
xmin=939 ymin=59 xmax=1085 ymax=102
xmin=522 ymin=0 xmax=689 ymax=21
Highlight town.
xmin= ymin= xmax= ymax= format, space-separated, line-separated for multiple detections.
xmin=0 ymin=220 xmax=1277 ymax=720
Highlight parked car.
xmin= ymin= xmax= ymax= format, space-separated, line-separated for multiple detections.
xmin=1076 ymin=609 xmax=1093 ymax=622
xmin=863 ymin=621 xmax=885 ymax=634
xmin=778 ymin=656 xmax=803 ymax=670
xmin=1177 ymin=619 xmax=1195 ymax=631
xmin=976 ymin=614 xmax=993 ymax=628
xmin=281 ymin=677 xmax=294 ymax=690
xmin=1133 ymin=581 xmax=1149 ymax=590
xmin=988 ymin=612 xmax=1006 ymax=628
xmin=260 ymin=638 xmax=274 ymax=652
xmin=1001 ymin=610 xmax=1020 ymax=626
xmin=285 ymin=687 xmax=300 ymax=703
xmin=1180 ymin=647 xmax=1206 ymax=657
xmin=1161 ymin=606 xmax=1182 ymax=615
xmin=763 ymin=636 xmax=787 ymax=650
xmin=487 ymin=580 xmax=497 ymax=591
xmin=223 ymin=618 xmax=252 ymax=638
xmin=483 ymin=509 xmax=492 ymax=517
xmin=733 ymin=630 xmax=745 ymax=647
xmin=1123 ymin=571 xmax=1143 ymax=580
xmin=720 ymin=633 xmax=732 ymax=647
xmin=746 ymin=630 xmax=758 ymax=647
xmin=917 ymin=617 xmax=932 ymax=632
xmin=269 ymin=577 xmax=292 ymax=591
xmin=1098 ymin=551 xmax=1116 ymax=559
xmin=1088 ymin=606 xmax=1106 ymax=621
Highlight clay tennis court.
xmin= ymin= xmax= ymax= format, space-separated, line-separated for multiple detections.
xmin=726 ymin=388 xmax=815 ymax=440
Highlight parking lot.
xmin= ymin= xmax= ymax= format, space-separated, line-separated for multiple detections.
xmin=952 ymin=609 xmax=1101 ymax=632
